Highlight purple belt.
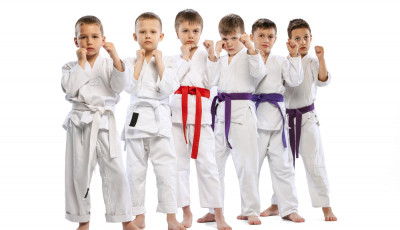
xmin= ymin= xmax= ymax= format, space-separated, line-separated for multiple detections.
xmin=251 ymin=93 xmax=287 ymax=148
xmin=211 ymin=92 xmax=253 ymax=149
xmin=286 ymin=103 xmax=315 ymax=167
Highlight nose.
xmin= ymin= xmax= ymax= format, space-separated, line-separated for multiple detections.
xmin=301 ymin=39 xmax=306 ymax=44
xmin=188 ymin=31 xmax=194 ymax=38
xmin=87 ymin=37 xmax=93 ymax=45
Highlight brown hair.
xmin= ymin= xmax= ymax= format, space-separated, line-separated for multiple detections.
xmin=75 ymin=15 xmax=103 ymax=36
xmin=251 ymin=18 xmax=277 ymax=34
xmin=175 ymin=9 xmax=203 ymax=31
xmin=218 ymin=14 xmax=245 ymax=35
xmin=287 ymin=18 xmax=311 ymax=39
xmin=135 ymin=12 xmax=162 ymax=31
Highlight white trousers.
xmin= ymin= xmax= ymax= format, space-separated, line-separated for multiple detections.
xmin=211 ymin=110 xmax=260 ymax=216
xmin=258 ymin=128 xmax=298 ymax=217
xmin=273 ymin=111 xmax=330 ymax=207
xmin=126 ymin=136 xmax=178 ymax=215
xmin=172 ymin=123 xmax=222 ymax=209
xmin=65 ymin=120 xmax=132 ymax=223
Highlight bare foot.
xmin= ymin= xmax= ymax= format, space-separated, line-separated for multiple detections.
xmin=260 ymin=204 xmax=279 ymax=217
xmin=123 ymin=221 xmax=141 ymax=230
xmin=283 ymin=212 xmax=305 ymax=223
xmin=197 ymin=212 xmax=216 ymax=223
xmin=167 ymin=214 xmax=187 ymax=230
xmin=181 ymin=206 xmax=193 ymax=228
xmin=322 ymin=207 xmax=337 ymax=221
xmin=133 ymin=214 xmax=145 ymax=229
xmin=77 ymin=222 xmax=89 ymax=230
xmin=215 ymin=208 xmax=232 ymax=230
xmin=236 ymin=215 xmax=262 ymax=225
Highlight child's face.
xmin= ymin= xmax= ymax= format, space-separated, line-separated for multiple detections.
xmin=290 ymin=28 xmax=312 ymax=56
xmin=176 ymin=21 xmax=202 ymax=46
xmin=220 ymin=30 xmax=244 ymax=56
xmin=251 ymin=27 xmax=277 ymax=55
xmin=134 ymin=19 xmax=164 ymax=51
xmin=74 ymin=24 xmax=105 ymax=58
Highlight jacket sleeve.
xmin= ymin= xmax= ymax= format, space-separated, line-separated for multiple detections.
xmin=282 ymin=55 xmax=304 ymax=87
xmin=61 ymin=61 xmax=91 ymax=97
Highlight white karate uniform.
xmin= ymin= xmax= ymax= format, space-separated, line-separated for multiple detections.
xmin=284 ymin=53 xmax=332 ymax=207
xmin=123 ymin=56 xmax=180 ymax=215
xmin=170 ymin=47 xmax=222 ymax=209
xmin=61 ymin=56 xmax=132 ymax=223
xmin=208 ymin=48 xmax=267 ymax=216
xmin=254 ymin=54 xmax=303 ymax=217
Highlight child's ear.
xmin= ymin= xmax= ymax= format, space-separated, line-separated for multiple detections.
xmin=250 ymin=34 xmax=254 ymax=41
xmin=176 ymin=31 xmax=179 ymax=39
xmin=133 ymin=33 xmax=138 ymax=41
xmin=74 ymin=37 xmax=79 ymax=48
xmin=159 ymin=33 xmax=164 ymax=41
xmin=102 ymin=36 xmax=106 ymax=46
xmin=310 ymin=34 xmax=312 ymax=42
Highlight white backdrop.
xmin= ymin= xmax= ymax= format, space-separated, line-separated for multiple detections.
xmin=0 ymin=0 xmax=399 ymax=229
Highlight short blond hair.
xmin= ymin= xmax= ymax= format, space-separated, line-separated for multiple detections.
xmin=218 ymin=14 xmax=244 ymax=35
xmin=174 ymin=9 xmax=203 ymax=31
xmin=135 ymin=12 xmax=162 ymax=31
xmin=75 ymin=15 xmax=103 ymax=36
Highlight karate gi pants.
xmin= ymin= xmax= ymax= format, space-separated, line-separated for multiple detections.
xmin=272 ymin=111 xmax=330 ymax=207
xmin=126 ymin=136 xmax=178 ymax=215
xmin=172 ymin=123 xmax=222 ymax=209
xmin=65 ymin=120 xmax=132 ymax=223
xmin=211 ymin=110 xmax=260 ymax=216
xmin=258 ymin=128 xmax=298 ymax=217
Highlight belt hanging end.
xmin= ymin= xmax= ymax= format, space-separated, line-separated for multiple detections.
xmin=83 ymin=188 xmax=90 ymax=199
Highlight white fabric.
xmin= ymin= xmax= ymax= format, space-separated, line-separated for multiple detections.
xmin=172 ymin=123 xmax=222 ymax=208
xmin=170 ymin=47 xmax=223 ymax=209
xmin=62 ymin=56 xmax=132 ymax=223
xmin=284 ymin=53 xmax=331 ymax=109
xmin=65 ymin=115 xmax=132 ymax=222
xmin=212 ymin=110 xmax=260 ymax=216
xmin=258 ymin=128 xmax=298 ymax=217
xmin=170 ymin=47 xmax=213 ymax=125
xmin=123 ymin=56 xmax=179 ymax=215
xmin=126 ymin=137 xmax=178 ymax=215
xmin=255 ymin=54 xmax=303 ymax=130
xmin=282 ymin=54 xmax=332 ymax=207
xmin=207 ymin=48 xmax=266 ymax=216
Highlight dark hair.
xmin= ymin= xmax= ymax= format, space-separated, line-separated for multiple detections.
xmin=175 ymin=9 xmax=203 ymax=31
xmin=218 ymin=14 xmax=245 ymax=35
xmin=75 ymin=15 xmax=103 ymax=36
xmin=287 ymin=18 xmax=311 ymax=38
xmin=251 ymin=18 xmax=277 ymax=34
xmin=135 ymin=12 xmax=162 ymax=31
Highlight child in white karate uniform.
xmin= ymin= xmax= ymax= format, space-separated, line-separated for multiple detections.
xmin=170 ymin=9 xmax=231 ymax=230
xmin=198 ymin=14 xmax=267 ymax=226
xmin=122 ymin=12 xmax=186 ymax=230
xmin=277 ymin=18 xmax=337 ymax=221
xmin=61 ymin=15 xmax=138 ymax=230
xmin=249 ymin=18 xmax=305 ymax=222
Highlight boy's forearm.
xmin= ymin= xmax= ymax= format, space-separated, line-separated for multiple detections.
xmin=133 ymin=61 xmax=144 ymax=80
xmin=318 ymin=58 xmax=328 ymax=82
xmin=156 ymin=62 xmax=165 ymax=80
xmin=111 ymin=54 xmax=124 ymax=72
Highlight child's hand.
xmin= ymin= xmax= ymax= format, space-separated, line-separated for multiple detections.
xmin=203 ymin=40 xmax=216 ymax=60
xmin=152 ymin=50 xmax=163 ymax=64
xmin=215 ymin=40 xmax=226 ymax=58
xmin=181 ymin=44 xmax=196 ymax=60
xmin=76 ymin=48 xmax=87 ymax=67
xmin=136 ymin=49 xmax=145 ymax=63
xmin=103 ymin=42 xmax=119 ymax=60
xmin=239 ymin=34 xmax=256 ymax=54
xmin=287 ymin=39 xmax=299 ymax=57
xmin=315 ymin=46 xmax=324 ymax=60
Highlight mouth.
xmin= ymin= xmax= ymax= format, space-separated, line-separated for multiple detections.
xmin=86 ymin=48 xmax=94 ymax=51
xmin=262 ymin=45 xmax=269 ymax=48
xmin=144 ymin=41 xmax=152 ymax=44
xmin=300 ymin=47 xmax=306 ymax=50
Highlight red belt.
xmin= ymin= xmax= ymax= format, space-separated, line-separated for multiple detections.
xmin=174 ymin=86 xmax=210 ymax=159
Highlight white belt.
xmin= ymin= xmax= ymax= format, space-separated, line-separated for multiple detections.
xmin=71 ymin=103 xmax=118 ymax=199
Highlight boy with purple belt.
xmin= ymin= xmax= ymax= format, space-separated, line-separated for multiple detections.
xmin=198 ymin=14 xmax=267 ymax=225
xmin=268 ymin=18 xmax=337 ymax=221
